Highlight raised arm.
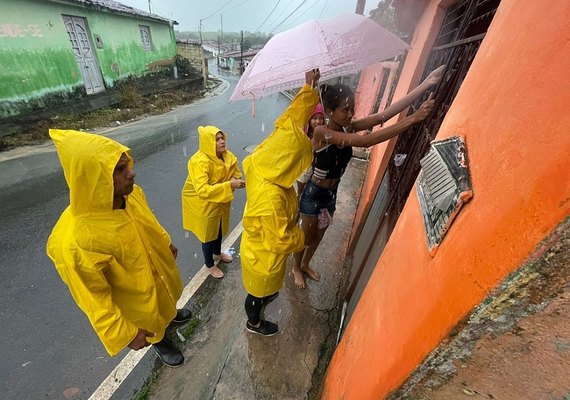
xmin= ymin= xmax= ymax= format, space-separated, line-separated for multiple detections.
xmin=274 ymin=69 xmax=321 ymax=130
xmin=350 ymin=65 xmax=445 ymax=132
xmin=313 ymin=94 xmax=435 ymax=148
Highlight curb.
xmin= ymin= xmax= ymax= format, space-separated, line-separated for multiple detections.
xmin=89 ymin=221 xmax=244 ymax=400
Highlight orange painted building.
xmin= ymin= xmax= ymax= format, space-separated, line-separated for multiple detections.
xmin=321 ymin=0 xmax=570 ymax=398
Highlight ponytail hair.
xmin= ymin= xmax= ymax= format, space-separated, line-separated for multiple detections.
xmin=319 ymin=83 xmax=354 ymax=112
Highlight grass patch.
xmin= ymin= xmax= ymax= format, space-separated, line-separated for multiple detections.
xmin=117 ymin=79 xmax=144 ymax=109
xmin=132 ymin=369 xmax=162 ymax=400
xmin=181 ymin=317 xmax=200 ymax=339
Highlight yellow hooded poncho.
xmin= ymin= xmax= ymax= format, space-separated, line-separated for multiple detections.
xmin=46 ymin=129 xmax=183 ymax=356
xmin=241 ymin=84 xmax=318 ymax=297
xmin=181 ymin=126 xmax=242 ymax=243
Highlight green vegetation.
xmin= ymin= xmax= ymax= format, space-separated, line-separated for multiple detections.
xmin=132 ymin=369 xmax=162 ymax=400
xmin=181 ymin=317 xmax=200 ymax=339
xmin=369 ymin=0 xmax=406 ymax=39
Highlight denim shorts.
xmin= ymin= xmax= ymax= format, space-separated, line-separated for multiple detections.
xmin=299 ymin=180 xmax=338 ymax=216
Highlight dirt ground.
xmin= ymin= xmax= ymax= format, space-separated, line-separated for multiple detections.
xmin=390 ymin=219 xmax=570 ymax=400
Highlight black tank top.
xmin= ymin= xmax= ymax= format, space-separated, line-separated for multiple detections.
xmin=312 ymin=144 xmax=353 ymax=180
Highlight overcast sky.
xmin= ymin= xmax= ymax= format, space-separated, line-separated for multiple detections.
xmin=118 ymin=0 xmax=377 ymax=34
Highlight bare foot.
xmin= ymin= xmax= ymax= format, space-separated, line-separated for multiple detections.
xmin=302 ymin=266 xmax=321 ymax=282
xmin=292 ymin=266 xmax=306 ymax=289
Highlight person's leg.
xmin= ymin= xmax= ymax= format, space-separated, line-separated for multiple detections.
xmin=293 ymin=181 xmax=320 ymax=288
xmin=202 ymin=240 xmax=215 ymax=267
xmin=299 ymin=188 xmax=337 ymax=283
xmin=213 ymin=223 xmax=233 ymax=263
xmin=262 ymin=291 xmax=279 ymax=305
xmin=202 ymin=239 xmax=224 ymax=278
xmin=299 ymin=226 xmax=327 ymax=281
xmin=293 ymin=213 xmax=318 ymax=288
xmin=213 ymin=224 xmax=222 ymax=255
xmin=244 ymin=293 xmax=263 ymax=325
xmin=244 ymin=293 xmax=278 ymax=336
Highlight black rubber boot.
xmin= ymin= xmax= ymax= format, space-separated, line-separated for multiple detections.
xmin=152 ymin=338 xmax=184 ymax=367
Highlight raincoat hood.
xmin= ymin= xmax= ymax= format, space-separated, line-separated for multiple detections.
xmin=49 ymin=129 xmax=131 ymax=216
xmin=198 ymin=126 xmax=226 ymax=161
xmin=311 ymin=103 xmax=324 ymax=120
xmin=245 ymin=84 xmax=318 ymax=188
xmin=305 ymin=103 xmax=324 ymax=136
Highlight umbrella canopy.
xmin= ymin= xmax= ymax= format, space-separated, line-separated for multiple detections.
xmin=230 ymin=13 xmax=409 ymax=102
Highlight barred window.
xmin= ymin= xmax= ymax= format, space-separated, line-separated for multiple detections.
xmin=139 ymin=25 xmax=153 ymax=51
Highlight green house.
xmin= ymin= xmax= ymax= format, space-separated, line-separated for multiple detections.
xmin=0 ymin=0 xmax=178 ymax=118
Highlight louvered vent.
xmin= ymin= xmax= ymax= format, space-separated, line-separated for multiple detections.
xmin=416 ymin=136 xmax=472 ymax=255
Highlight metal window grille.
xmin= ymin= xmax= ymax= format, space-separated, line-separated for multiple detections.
xmin=416 ymin=136 xmax=473 ymax=254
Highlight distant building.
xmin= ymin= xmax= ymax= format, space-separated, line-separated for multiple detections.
xmin=0 ymin=0 xmax=178 ymax=118
xmin=218 ymin=49 xmax=258 ymax=75
xmin=200 ymin=41 xmax=231 ymax=58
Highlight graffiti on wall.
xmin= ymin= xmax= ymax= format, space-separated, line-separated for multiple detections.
xmin=0 ymin=24 xmax=43 ymax=38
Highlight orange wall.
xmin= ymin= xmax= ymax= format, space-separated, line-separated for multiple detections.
xmin=354 ymin=63 xmax=385 ymax=119
xmin=322 ymin=0 xmax=570 ymax=399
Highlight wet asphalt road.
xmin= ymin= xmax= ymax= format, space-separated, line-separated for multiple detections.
xmin=0 ymin=67 xmax=291 ymax=399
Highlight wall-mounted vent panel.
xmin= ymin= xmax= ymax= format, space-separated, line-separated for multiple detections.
xmin=416 ymin=136 xmax=472 ymax=255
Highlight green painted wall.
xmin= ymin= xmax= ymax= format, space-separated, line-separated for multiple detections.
xmin=0 ymin=0 xmax=176 ymax=117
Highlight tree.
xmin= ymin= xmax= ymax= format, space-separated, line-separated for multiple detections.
xmin=369 ymin=0 xmax=402 ymax=38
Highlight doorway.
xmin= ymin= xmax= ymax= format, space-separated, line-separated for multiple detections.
xmin=62 ymin=15 xmax=105 ymax=95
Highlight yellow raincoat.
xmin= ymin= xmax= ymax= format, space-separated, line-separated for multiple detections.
xmin=181 ymin=126 xmax=242 ymax=243
xmin=46 ymin=129 xmax=183 ymax=356
xmin=241 ymin=84 xmax=318 ymax=297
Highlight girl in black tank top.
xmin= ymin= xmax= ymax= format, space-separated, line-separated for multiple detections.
xmin=292 ymin=65 xmax=446 ymax=289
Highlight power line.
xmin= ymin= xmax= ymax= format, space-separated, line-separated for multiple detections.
xmin=278 ymin=0 xmax=321 ymax=31
xmin=221 ymin=0 xmax=252 ymax=13
xmin=203 ymin=0 xmax=235 ymax=21
xmin=264 ymin=1 xmax=298 ymax=32
xmin=269 ymin=0 xmax=310 ymax=34
xmin=255 ymin=0 xmax=282 ymax=32
xmin=319 ymin=0 xmax=329 ymax=18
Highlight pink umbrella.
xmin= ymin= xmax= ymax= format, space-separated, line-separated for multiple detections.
xmin=230 ymin=13 xmax=409 ymax=102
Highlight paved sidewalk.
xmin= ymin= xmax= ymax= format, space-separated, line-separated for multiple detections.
xmin=143 ymin=158 xmax=367 ymax=400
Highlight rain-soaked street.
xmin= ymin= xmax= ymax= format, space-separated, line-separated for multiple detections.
xmin=0 ymin=66 xmax=292 ymax=399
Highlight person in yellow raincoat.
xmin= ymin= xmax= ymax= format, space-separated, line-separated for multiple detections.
xmin=240 ymin=69 xmax=320 ymax=336
xmin=46 ymin=129 xmax=190 ymax=367
xmin=181 ymin=126 xmax=245 ymax=279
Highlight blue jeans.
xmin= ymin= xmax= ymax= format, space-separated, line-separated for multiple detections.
xmin=202 ymin=224 xmax=222 ymax=268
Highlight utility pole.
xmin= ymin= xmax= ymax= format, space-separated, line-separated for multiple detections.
xmin=240 ymin=30 xmax=244 ymax=75
xmin=220 ymin=15 xmax=223 ymax=39
xmin=355 ymin=0 xmax=366 ymax=15
xmin=199 ymin=19 xmax=203 ymax=45
xmin=148 ymin=0 xmax=152 ymax=13
xmin=217 ymin=36 xmax=220 ymax=68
